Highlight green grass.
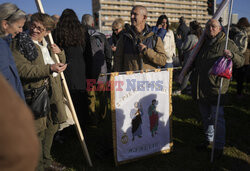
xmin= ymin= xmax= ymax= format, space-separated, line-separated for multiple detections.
xmin=52 ymin=81 xmax=250 ymax=171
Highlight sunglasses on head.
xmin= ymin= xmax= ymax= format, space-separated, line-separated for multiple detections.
xmin=5 ymin=8 xmax=19 ymax=21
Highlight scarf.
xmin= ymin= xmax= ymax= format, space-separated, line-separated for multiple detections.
xmin=15 ymin=31 xmax=38 ymax=61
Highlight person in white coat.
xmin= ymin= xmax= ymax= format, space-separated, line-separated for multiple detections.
xmin=152 ymin=15 xmax=176 ymax=68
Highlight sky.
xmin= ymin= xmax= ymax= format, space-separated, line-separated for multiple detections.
xmin=217 ymin=0 xmax=250 ymax=20
xmin=0 ymin=0 xmax=93 ymax=20
xmin=1 ymin=0 xmax=249 ymax=21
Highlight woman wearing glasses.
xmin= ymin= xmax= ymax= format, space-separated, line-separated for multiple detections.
xmin=11 ymin=13 xmax=67 ymax=171
xmin=108 ymin=18 xmax=124 ymax=71
xmin=110 ymin=18 xmax=124 ymax=52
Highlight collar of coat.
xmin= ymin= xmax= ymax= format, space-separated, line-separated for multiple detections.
xmin=124 ymin=23 xmax=154 ymax=42
xmin=206 ymin=31 xmax=225 ymax=46
xmin=3 ymin=34 xmax=12 ymax=45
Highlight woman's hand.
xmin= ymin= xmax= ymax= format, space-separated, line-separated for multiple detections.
xmin=111 ymin=45 xmax=117 ymax=52
xmin=50 ymin=63 xmax=67 ymax=73
xmin=139 ymin=43 xmax=147 ymax=52
xmin=51 ymin=44 xmax=61 ymax=54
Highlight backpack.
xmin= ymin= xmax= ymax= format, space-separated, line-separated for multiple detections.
xmin=229 ymin=25 xmax=248 ymax=53
xmin=88 ymin=30 xmax=107 ymax=83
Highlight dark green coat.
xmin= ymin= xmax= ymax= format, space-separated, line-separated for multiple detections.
xmin=11 ymin=39 xmax=67 ymax=133
xmin=191 ymin=32 xmax=245 ymax=105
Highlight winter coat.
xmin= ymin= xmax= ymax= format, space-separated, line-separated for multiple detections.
xmin=243 ymin=27 xmax=250 ymax=65
xmin=108 ymin=31 xmax=123 ymax=47
xmin=163 ymin=29 xmax=176 ymax=63
xmin=244 ymin=49 xmax=250 ymax=65
xmin=63 ymin=46 xmax=86 ymax=91
xmin=191 ymin=32 xmax=244 ymax=105
xmin=114 ymin=24 xmax=167 ymax=72
xmin=176 ymin=34 xmax=198 ymax=65
xmin=0 ymin=36 xmax=25 ymax=99
xmin=229 ymin=25 xmax=248 ymax=54
xmin=151 ymin=26 xmax=166 ymax=40
xmin=11 ymin=38 xmax=67 ymax=133
xmin=177 ymin=22 xmax=190 ymax=42
xmin=152 ymin=27 xmax=176 ymax=63
xmin=85 ymin=27 xmax=112 ymax=82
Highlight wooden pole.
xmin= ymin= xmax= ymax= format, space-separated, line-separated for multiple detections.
xmin=35 ymin=0 xmax=93 ymax=167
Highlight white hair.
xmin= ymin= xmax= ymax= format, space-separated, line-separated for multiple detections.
xmin=81 ymin=14 xmax=94 ymax=27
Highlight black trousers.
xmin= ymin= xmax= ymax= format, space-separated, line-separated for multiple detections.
xmin=70 ymin=90 xmax=88 ymax=128
xmin=236 ymin=65 xmax=249 ymax=95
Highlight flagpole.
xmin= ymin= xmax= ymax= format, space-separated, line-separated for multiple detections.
xmin=210 ymin=0 xmax=234 ymax=163
xmin=35 ymin=0 xmax=93 ymax=167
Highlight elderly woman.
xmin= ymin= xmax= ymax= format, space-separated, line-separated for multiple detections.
xmin=0 ymin=3 xmax=39 ymax=170
xmin=0 ymin=3 xmax=26 ymax=99
xmin=11 ymin=13 xmax=67 ymax=171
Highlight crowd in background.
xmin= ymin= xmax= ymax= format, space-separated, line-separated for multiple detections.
xmin=0 ymin=2 xmax=249 ymax=171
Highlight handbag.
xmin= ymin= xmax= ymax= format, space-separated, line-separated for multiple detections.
xmin=209 ymin=56 xmax=233 ymax=79
xmin=24 ymin=85 xmax=50 ymax=119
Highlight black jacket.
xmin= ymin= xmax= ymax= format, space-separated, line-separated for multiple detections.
xmin=177 ymin=22 xmax=190 ymax=42
xmin=63 ymin=46 xmax=86 ymax=91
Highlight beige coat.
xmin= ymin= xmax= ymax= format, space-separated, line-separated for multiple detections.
xmin=11 ymin=39 xmax=67 ymax=133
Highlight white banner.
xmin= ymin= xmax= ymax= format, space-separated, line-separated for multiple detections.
xmin=112 ymin=70 xmax=172 ymax=164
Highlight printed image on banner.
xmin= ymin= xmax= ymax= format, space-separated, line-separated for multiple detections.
xmin=114 ymin=70 xmax=171 ymax=162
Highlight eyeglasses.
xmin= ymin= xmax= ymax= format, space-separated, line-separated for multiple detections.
xmin=112 ymin=28 xmax=119 ymax=32
xmin=30 ymin=24 xmax=46 ymax=32
xmin=206 ymin=24 xmax=219 ymax=29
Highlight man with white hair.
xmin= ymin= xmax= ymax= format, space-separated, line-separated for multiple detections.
xmin=191 ymin=19 xmax=244 ymax=159
xmin=113 ymin=5 xmax=167 ymax=72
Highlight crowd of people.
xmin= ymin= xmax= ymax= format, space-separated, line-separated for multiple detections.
xmin=0 ymin=2 xmax=249 ymax=170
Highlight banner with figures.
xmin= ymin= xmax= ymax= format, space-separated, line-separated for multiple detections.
xmin=111 ymin=69 xmax=173 ymax=165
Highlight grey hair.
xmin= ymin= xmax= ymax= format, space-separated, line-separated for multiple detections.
xmin=0 ymin=3 xmax=26 ymax=36
xmin=81 ymin=14 xmax=94 ymax=27
xmin=112 ymin=18 xmax=125 ymax=29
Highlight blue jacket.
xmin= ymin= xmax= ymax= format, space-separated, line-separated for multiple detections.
xmin=0 ymin=35 xmax=25 ymax=100
xmin=152 ymin=26 xmax=167 ymax=41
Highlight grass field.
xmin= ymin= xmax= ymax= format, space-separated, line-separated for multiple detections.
xmin=52 ymin=81 xmax=250 ymax=171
